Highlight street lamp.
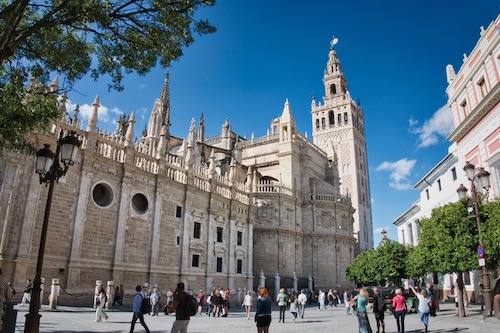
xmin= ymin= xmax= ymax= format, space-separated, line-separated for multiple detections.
xmin=456 ymin=161 xmax=491 ymax=321
xmin=25 ymin=131 xmax=80 ymax=333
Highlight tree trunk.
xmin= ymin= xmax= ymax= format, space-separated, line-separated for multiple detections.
xmin=456 ymin=273 xmax=467 ymax=317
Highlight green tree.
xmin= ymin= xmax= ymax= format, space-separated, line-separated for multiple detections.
xmin=346 ymin=249 xmax=378 ymax=285
xmin=406 ymin=245 xmax=429 ymax=280
xmin=0 ymin=0 xmax=216 ymax=150
xmin=346 ymin=240 xmax=409 ymax=286
xmin=481 ymin=199 xmax=500 ymax=271
xmin=376 ymin=239 xmax=409 ymax=285
xmin=418 ymin=202 xmax=478 ymax=317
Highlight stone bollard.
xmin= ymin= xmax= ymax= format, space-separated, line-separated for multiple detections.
xmin=49 ymin=278 xmax=59 ymax=309
xmin=94 ymin=280 xmax=103 ymax=308
xmin=106 ymin=281 xmax=114 ymax=309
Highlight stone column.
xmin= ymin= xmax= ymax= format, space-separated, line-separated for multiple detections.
xmin=49 ymin=278 xmax=59 ymax=309
xmin=67 ymin=172 xmax=92 ymax=288
xmin=246 ymin=220 xmax=254 ymax=291
xmin=293 ymin=272 xmax=298 ymax=292
xmin=236 ymin=288 xmax=242 ymax=307
xmin=106 ymin=281 xmax=114 ymax=309
xmin=274 ymin=271 xmax=280 ymax=298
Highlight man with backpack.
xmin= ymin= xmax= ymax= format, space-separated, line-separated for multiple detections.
xmin=372 ymin=287 xmax=386 ymax=333
xmin=170 ymin=282 xmax=191 ymax=333
xmin=130 ymin=285 xmax=151 ymax=333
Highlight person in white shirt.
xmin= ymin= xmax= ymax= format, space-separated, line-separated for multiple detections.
xmin=242 ymin=290 xmax=253 ymax=319
xmin=409 ymin=285 xmax=431 ymax=333
xmin=318 ymin=290 xmax=326 ymax=310
xmin=298 ymin=290 xmax=307 ymax=318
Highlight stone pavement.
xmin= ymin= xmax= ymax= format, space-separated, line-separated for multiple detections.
xmin=10 ymin=302 xmax=498 ymax=333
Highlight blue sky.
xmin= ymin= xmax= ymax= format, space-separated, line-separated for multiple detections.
xmin=66 ymin=0 xmax=500 ymax=246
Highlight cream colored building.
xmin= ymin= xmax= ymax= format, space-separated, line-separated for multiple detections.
xmin=0 ymin=40 xmax=371 ymax=302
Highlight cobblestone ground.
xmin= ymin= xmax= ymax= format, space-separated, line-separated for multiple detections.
xmin=11 ymin=302 xmax=498 ymax=333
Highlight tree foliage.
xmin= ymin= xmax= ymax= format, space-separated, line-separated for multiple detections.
xmin=0 ymin=0 xmax=216 ymax=150
xmin=346 ymin=239 xmax=408 ymax=286
xmin=418 ymin=202 xmax=478 ymax=275
xmin=481 ymin=199 xmax=500 ymax=270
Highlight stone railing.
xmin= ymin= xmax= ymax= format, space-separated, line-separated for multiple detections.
xmin=301 ymin=191 xmax=351 ymax=205
xmin=234 ymin=134 xmax=279 ymax=149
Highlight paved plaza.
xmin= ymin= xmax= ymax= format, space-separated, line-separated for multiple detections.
xmin=10 ymin=302 xmax=498 ymax=333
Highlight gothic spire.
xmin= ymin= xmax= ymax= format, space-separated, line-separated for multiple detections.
xmin=160 ymin=72 xmax=171 ymax=129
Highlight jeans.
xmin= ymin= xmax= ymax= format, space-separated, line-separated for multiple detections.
xmin=395 ymin=310 xmax=406 ymax=333
xmin=130 ymin=312 xmax=150 ymax=333
xmin=279 ymin=305 xmax=286 ymax=322
xmin=299 ymin=303 xmax=305 ymax=318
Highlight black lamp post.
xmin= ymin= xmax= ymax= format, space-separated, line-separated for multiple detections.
xmin=456 ymin=161 xmax=491 ymax=321
xmin=24 ymin=131 xmax=80 ymax=333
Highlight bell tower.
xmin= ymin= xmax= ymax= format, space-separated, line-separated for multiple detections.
xmin=311 ymin=37 xmax=373 ymax=253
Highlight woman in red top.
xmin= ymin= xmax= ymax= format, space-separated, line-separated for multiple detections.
xmin=392 ymin=288 xmax=407 ymax=333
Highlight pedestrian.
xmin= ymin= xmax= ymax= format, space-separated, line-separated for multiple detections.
xmin=492 ymin=278 xmax=500 ymax=319
xmin=206 ymin=290 xmax=214 ymax=316
xmin=113 ymin=286 xmax=121 ymax=306
xmin=130 ymin=285 xmax=151 ymax=333
xmin=327 ymin=289 xmax=334 ymax=307
xmin=0 ymin=269 xmax=8 ymax=333
xmin=256 ymin=287 xmax=272 ymax=333
xmin=170 ymin=282 xmax=190 ymax=333
xmin=425 ymin=283 xmax=437 ymax=317
xmin=289 ymin=291 xmax=298 ymax=323
xmin=276 ymin=287 xmax=287 ymax=322
xmin=242 ymin=290 xmax=253 ymax=320
xmin=318 ymin=289 xmax=326 ymax=310
xmin=213 ymin=288 xmax=222 ymax=317
xmin=298 ymin=289 xmax=307 ymax=318
xmin=391 ymin=288 xmax=407 ymax=333
xmin=6 ymin=282 xmax=16 ymax=302
xmin=353 ymin=288 xmax=373 ymax=333
xmin=94 ymin=287 xmax=109 ymax=322
xmin=151 ymin=288 xmax=160 ymax=316
xmin=119 ymin=285 xmax=125 ymax=306
xmin=343 ymin=289 xmax=351 ymax=315
xmin=146 ymin=288 xmax=152 ymax=315
xmin=20 ymin=279 xmax=32 ymax=306
xmin=196 ymin=289 xmax=204 ymax=315
xmin=478 ymin=283 xmax=484 ymax=313
xmin=372 ymin=287 xmax=386 ymax=333
xmin=409 ymin=284 xmax=431 ymax=333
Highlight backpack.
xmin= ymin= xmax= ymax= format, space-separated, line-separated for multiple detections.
xmin=377 ymin=294 xmax=387 ymax=312
xmin=184 ymin=293 xmax=198 ymax=316
xmin=140 ymin=294 xmax=150 ymax=314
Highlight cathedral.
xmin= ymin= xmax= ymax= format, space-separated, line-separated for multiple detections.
xmin=0 ymin=39 xmax=372 ymax=302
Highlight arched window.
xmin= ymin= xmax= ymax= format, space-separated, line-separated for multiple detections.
xmin=329 ymin=110 xmax=335 ymax=125
xmin=330 ymin=84 xmax=337 ymax=95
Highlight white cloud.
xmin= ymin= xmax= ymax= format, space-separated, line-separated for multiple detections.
xmin=376 ymin=158 xmax=416 ymax=190
xmin=409 ymin=105 xmax=454 ymax=149
xmin=374 ymin=227 xmax=390 ymax=234
xmin=65 ymin=99 xmax=123 ymax=125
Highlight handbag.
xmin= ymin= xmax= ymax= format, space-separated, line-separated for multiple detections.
xmin=96 ymin=297 xmax=101 ymax=306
